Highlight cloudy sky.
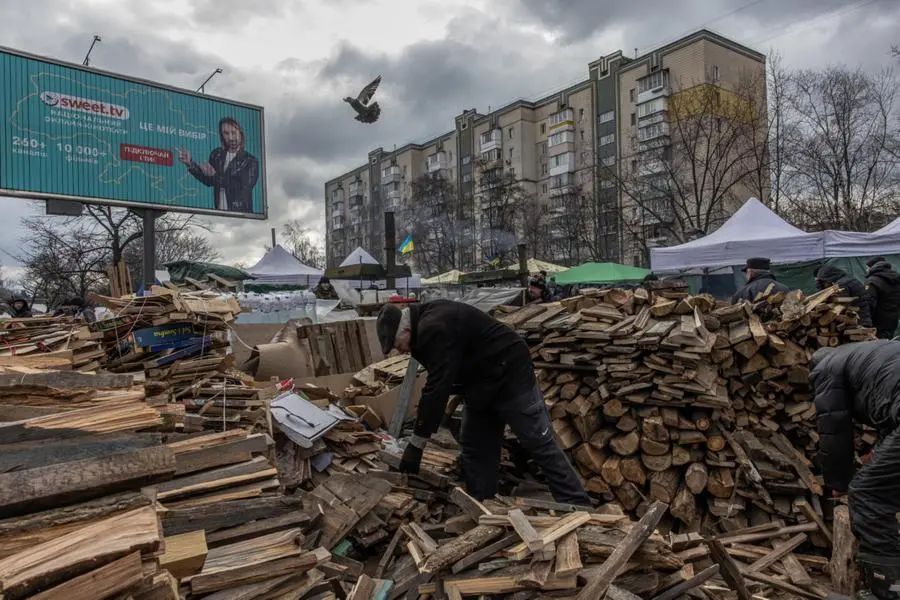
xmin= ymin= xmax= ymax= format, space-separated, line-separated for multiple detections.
xmin=0 ymin=0 xmax=897 ymax=281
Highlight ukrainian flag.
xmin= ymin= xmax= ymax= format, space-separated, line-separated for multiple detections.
xmin=398 ymin=234 xmax=415 ymax=255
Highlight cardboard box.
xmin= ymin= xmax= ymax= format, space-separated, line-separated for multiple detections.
xmin=296 ymin=372 xmax=426 ymax=429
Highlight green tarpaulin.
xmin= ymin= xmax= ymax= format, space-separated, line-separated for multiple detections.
xmin=165 ymin=260 xmax=254 ymax=284
xmin=552 ymin=262 xmax=651 ymax=285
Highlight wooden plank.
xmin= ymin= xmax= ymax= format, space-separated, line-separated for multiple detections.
xmin=574 ymin=501 xmax=668 ymax=600
xmin=160 ymin=530 xmax=208 ymax=579
xmin=421 ymin=525 xmax=504 ymax=576
xmin=0 ymin=433 xmax=164 ymax=472
xmin=388 ymin=358 xmax=420 ymax=438
xmin=507 ymin=509 xmax=544 ymax=552
xmin=449 ymin=486 xmax=492 ymax=520
xmin=746 ymin=533 xmax=807 ymax=573
xmin=796 ymin=499 xmax=833 ymax=544
xmin=706 ymin=539 xmax=752 ymax=600
xmin=27 ymin=551 xmax=145 ymax=600
xmin=0 ymin=445 xmax=175 ymax=517
xmin=161 ymin=496 xmax=305 ymax=537
xmin=0 ymin=506 xmax=161 ymax=599
xmin=189 ymin=547 xmax=331 ymax=595
xmin=830 ymin=504 xmax=857 ymax=596
xmin=205 ymin=512 xmax=313 ymax=548
xmin=171 ymin=434 xmax=268 ymax=476
xmin=554 ymin=531 xmax=582 ymax=577
xmin=650 ymin=565 xmax=719 ymax=600
xmin=450 ymin=533 xmax=519 ymax=575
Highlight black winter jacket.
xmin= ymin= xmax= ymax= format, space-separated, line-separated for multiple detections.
xmin=816 ymin=264 xmax=873 ymax=327
xmin=811 ymin=341 xmax=900 ymax=492
xmin=409 ymin=300 xmax=536 ymax=437
xmin=866 ymin=261 xmax=900 ymax=339
xmin=730 ymin=271 xmax=790 ymax=304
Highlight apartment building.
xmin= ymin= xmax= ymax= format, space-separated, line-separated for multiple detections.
xmin=324 ymin=29 xmax=766 ymax=270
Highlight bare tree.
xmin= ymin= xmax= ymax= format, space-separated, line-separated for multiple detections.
xmin=517 ymin=198 xmax=551 ymax=262
xmin=474 ymin=157 xmax=525 ymax=266
xmin=404 ymin=173 xmax=467 ymax=275
xmin=779 ymin=67 xmax=899 ymax=231
xmin=617 ymin=75 xmax=767 ymax=265
xmin=16 ymin=208 xmax=218 ymax=303
xmin=282 ymin=221 xmax=326 ymax=269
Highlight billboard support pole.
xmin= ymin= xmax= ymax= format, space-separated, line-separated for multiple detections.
xmin=134 ymin=209 xmax=163 ymax=292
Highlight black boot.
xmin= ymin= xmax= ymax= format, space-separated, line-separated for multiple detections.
xmin=859 ymin=558 xmax=900 ymax=600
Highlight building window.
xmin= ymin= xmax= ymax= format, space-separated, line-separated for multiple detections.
xmin=638 ymin=70 xmax=669 ymax=93
xmin=508 ymin=127 xmax=513 ymax=139
xmin=712 ymin=65 xmax=720 ymax=82
xmin=638 ymin=97 xmax=667 ymax=118
xmin=542 ymin=184 xmax=548 ymax=194
xmin=579 ymin=108 xmax=584 ymax=119
xmin=549 ymin=108 xmax=574 ymax=127
xmin=548 ymin=130 xmax=575 ymax=147
xmin=462 ymin=173 xmax=472 ymax=183
xmin=601 ymin=179 xmax=615 ymax=189
xmin=462 ymin=155 xmax=471 ymax=165
xmin=549 ymin=153 xmax=572 ymax=169
xmin=601 ymin=156 xmax=615 ymax=167
xmin=580 ymin=130 xmax=585 ymax=141
xmin=581 ymin=151 xmax=591 ymax=164
xmin=542 ymin=163 xmax=548 ymax=175
xmin=629 ymin=89 xmax=635 ymax=102
xmin=540 ymin=123 xmax=546 ymax=134
xmin=631 ymin=113 xmax=636 ymax=125
xmin=599 ymin=110 xmax=614 ymax=124
xmin=508 ymin=147 xmax=514 ymax=159
xmin=600 ymin=133 xmax=615 ymax=146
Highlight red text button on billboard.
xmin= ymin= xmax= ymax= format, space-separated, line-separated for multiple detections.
xmin=119 ymin=143 xmax=173 ymax=166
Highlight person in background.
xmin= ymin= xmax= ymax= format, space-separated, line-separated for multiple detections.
xmin=6 ymin=297 xmax=32 ymax=318
xmin=376 ymin=301 xmax=590 ymax=506
xmin=815 ymin=264 xmax=873 ymax=327
xmin=811 ymin=341 xmax=900 ymax=599
xmin=53 ymin=297 xmax=96 ymax=323
xmin=731 ymin=257 xmax=790 ymax=303
xmin=865 ymin=257 xmax=900 ymax=339
xmin=313 ymin=276 xmax=339 ymax=300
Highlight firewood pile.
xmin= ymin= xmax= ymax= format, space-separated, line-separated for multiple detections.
xmin=496 ymin=285 xmax=873 ymax=539
xmin=0 ymin=316 xmax=106 ymax=371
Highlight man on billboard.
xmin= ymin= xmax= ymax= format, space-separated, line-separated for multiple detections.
xmin=177 ymin=117 xmax=259 ymax=213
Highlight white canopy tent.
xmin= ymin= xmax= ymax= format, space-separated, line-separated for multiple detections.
xmin=821 ymin=217 xmax=900 ymax=258
xmin=650 ymin=198 xmax=827 ymax=272
xmin=246 ymin=244 xmax=323 ymax=286
xmin=339 ymin=247 xmax=422 ymax=289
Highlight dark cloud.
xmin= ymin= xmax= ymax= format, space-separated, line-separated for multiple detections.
xmin=507 ymin=0 xmax=879 ymax=45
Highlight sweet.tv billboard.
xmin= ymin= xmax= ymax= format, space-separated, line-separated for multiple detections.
xmin=0 ymin=46 xmax=267 ymax=219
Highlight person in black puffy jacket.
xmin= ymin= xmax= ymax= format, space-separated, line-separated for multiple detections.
xmin=866 ymin=257 xmax=900 ymax=339
xmin=6 ymin=297 xmax=32 ymax=318
xmin=377 ymin=300 xmax=590 ymax=505
xmin=815 ymin=263 xmax=873 ymax=327
xmin=812 ymin=341 xmax=900 ymax=598
xmin=730 ymin=257 xmax=790 ymax=304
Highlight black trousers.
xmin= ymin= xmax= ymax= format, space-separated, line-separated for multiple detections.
xmin=850 ymin=428 xmax=900 ymax=558
xmin=459 ymin=384 xmax=590 ymax=506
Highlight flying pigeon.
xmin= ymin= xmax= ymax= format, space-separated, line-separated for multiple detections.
xmin=344 ymin=75 xmax=382 ymax=124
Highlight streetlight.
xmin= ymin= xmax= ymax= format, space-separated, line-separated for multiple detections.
xmin=197 ymin=68 xmax=223 ymax=93
xmin=82 ymin=34 xmax=102 ymax=66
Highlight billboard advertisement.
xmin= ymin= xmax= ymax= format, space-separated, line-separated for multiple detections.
xmin=0 ymin=46 xmax=267 ymax=219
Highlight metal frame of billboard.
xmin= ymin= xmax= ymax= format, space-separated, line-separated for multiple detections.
xmin=0 ymin=45 xmax=268 ymax=220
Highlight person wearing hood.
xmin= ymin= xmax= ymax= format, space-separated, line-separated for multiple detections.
xmin=6 ymin=297 xmax=32 ymax=318
xmin=730 ymin=257 xmax=790 ymax=304
xmin=815 ymin=263 xmax=873 ymax=327
xmin=313 ymin=276 xmax=339 ymax=300
xmin=376 ymin=300 xmax=590 ymax=506
xmin=811 ymin=341 xmax=900 ymax=599
xmin=865 ymin=257 xmax=900 ymax=339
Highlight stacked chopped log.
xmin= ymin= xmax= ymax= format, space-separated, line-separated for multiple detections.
xmin=0 ymin=402 xmax=342 ymax=598
xmin=498 ymin=285 xmax=874 ymax=538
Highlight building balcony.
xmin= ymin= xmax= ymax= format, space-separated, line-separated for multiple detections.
xmin=348 ymin=180 xmax=363 ymax=197
xmin=549 ymin=108 xmax=575 ymax=131
xmin=549 ymin=154 xmax=575 ymax=177
xmin=479 ymin=129 xmax=501 ymax=153
xmin=549 ymin=184 xmax=577 ymax=198
xmin=637 ymin=85 xmax=670 ymax=105
xmin=382 ymin=166 xmax=401 ymax=183
xmin=331 ymin=216 xmax=345 ymax=230
xmin=426 ymin=152 xmax=449 ymax=173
